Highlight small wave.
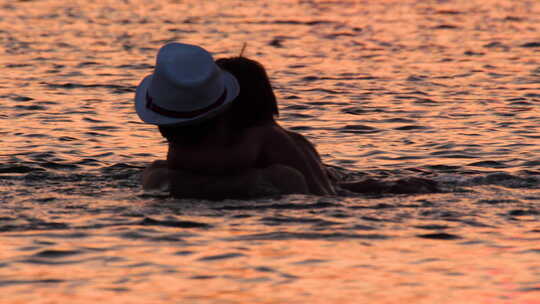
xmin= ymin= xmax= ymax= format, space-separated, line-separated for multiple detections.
xmin=139 ymin=217 xmax=211 ymax=228
xmin=0 ymin=164 xmax=45 ymax=174
xmin=0 ymin=279 xmax=64 ymax=287
xmin=41 ymin=82 xmax=135 ymax=94
xmin=197 ymin=253 xmax=245 ymax=261
xmin=33 ymin=249 xmax=82 ymax=258
xmin=394 ymin=125 xmax=429 ymax=131
xmin=248 ymin=19 xmax=334 ymax=26
xmin=226 ymin=231 xmax=392 ymax=241
xmin=432 ymin=24 xmax=459 ymax=29
xmin=508 ymin=209 xmax=540 ymax=216
xmin=341 ymin=124 xmax=380 ymax=134
xmin=417 ymin=233 xmax=461 ymax=240
xmin=261 ymin=216 xmax=340 ymax=227
xmin=426 ymin=165 xmax=462 ymax=172
xmin=441 ymin=172 xmax=539 ymax=189
xmin=39 ymin=162 xmax=79 ymax=171
xmin=467 ymin=160 xmax=509 ymax=168
xmin=520 ymin=42 xmax=540 ymax=48
xmin=215 ymin=201 xmax=338 ymax=211
xmin=0 ymin=221 xmax=68 ymax=232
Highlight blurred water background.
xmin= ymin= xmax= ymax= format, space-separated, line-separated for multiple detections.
xmin=0 ymin=0 xmax=539 ymax=302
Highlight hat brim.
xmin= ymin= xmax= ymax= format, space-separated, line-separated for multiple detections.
xmin=135 ymin=70 xmax=240 ymax=126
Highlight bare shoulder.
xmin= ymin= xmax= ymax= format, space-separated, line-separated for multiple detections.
xmin=284 ymin=130 xmax=321 ymax=161
xmin=257 ymin=124 xmax=307 ymax=161
xmin=252 ymin=123 xmax=292 ymax=142
xmin=236 ymin=123 xmax=285 ymax=146
xmin=142 ymin=160 xmax=169 ymax=190
xmin=285 ymin=130 xmax=313 ymax=146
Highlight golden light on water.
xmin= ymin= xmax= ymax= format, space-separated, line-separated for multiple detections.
xmin=1 ymin=0 xmax=539 ymax=303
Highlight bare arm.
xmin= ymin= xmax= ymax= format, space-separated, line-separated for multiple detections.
xmin=286 ymin=130 xmax=323 ymax=161
xmin=142 ymin=160 xmax=169 ymax=190
xmin=261 ymin=125 xmax=335 ymax=195
xmin=285 ymin=130 xmax=335 ymax=193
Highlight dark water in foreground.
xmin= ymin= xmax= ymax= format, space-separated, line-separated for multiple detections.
xmin=1 ymin=0 xmax=539 ymax=302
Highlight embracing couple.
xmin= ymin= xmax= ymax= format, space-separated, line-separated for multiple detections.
xmin=135 ymin=43 xmax=439 ymax=199
xmin=135 ymin=43 xmax=336 ymax=199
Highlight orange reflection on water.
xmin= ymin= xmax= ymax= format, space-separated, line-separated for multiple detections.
xmin=2 ymin=216 xmax=539 ymax=303
xmin=1 ymin=0 xmax=540 ymax=303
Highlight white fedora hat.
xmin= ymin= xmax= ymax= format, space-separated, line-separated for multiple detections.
xmin=135 ymin=43 xmax=239 ymax=125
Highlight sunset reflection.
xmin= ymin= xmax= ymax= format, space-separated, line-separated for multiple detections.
xmin=1 ymin=0 xmax=539 ymax=303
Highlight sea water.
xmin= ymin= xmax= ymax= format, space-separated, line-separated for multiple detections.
xmin=0 ymin=0 xmax=539 ymax=303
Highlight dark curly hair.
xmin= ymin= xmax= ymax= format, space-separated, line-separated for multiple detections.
xmin=216 ymin=56 xmax=279 ymax=129
xmin=158 ymin=56 xmax=279 ymax=144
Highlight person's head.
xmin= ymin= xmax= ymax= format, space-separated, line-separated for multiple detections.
xmin=215 ymin=57 xmax=279 ymax=129
xmin=134 ymin=42 xmax=242 ymax=145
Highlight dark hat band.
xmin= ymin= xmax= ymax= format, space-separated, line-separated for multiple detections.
xmin=146 ymin=89 xmax=228 ymax=119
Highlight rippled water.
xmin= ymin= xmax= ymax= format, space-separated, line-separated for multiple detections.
xmin=1 ymin=0 xmax=539 ymax=302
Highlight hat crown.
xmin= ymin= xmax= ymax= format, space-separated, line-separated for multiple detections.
xmin=134 ymin=42 xmax=240 ymax=126
xmin=159 ymin=43 xmax=214 ymax=86
xmin=148 ymin=43 xmax=225 ymax=112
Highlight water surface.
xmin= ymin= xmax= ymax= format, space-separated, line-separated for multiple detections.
xmin=1 ymin=0 xmax=539 ymax=303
